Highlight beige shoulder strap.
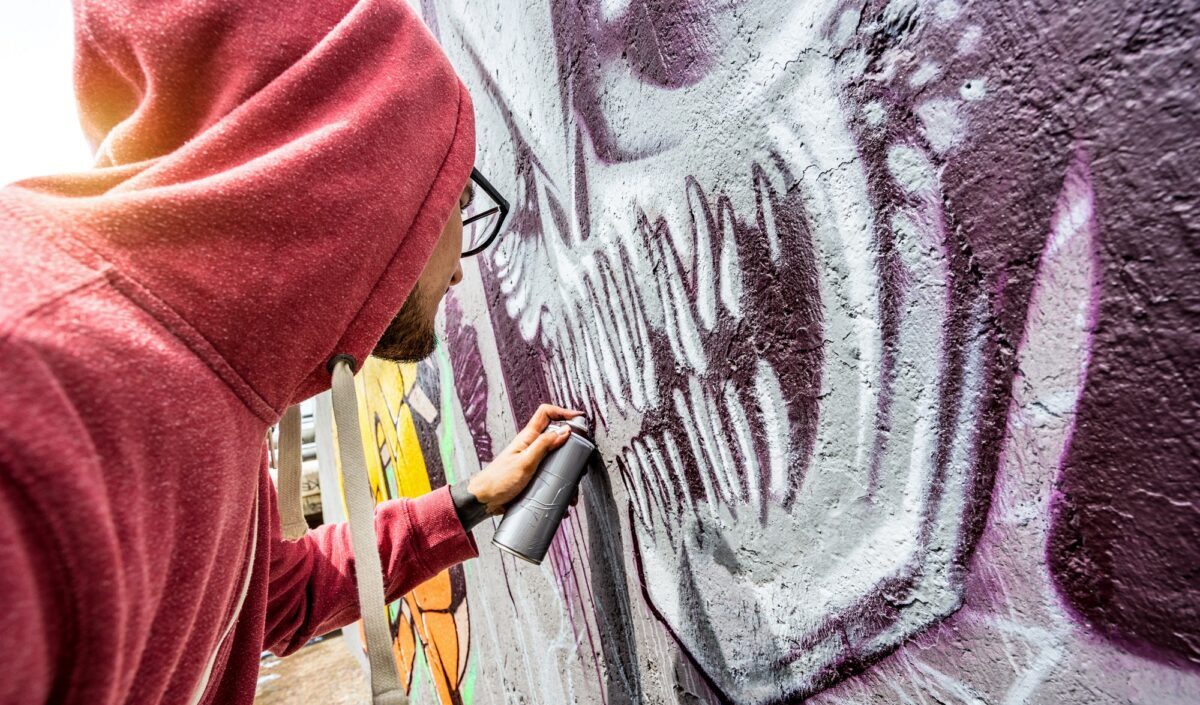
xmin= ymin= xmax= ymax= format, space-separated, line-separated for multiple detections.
xmin=276 ymin=404 xmax=309 ymax=540
xmin=330 ymin=358 xmax=409 ymax=705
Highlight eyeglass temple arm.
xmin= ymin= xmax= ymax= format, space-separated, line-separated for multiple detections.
xmin=462 ymin=206 xmax=501 ymax=226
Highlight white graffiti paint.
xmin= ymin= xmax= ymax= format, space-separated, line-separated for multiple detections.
xmin=428 ymin=1 xmax=1006 ymax=701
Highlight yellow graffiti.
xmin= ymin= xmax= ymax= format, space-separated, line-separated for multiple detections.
xmin=341 ymin=356 xmax=470 ymax=705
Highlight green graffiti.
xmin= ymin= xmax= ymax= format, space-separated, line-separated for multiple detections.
xmin=460 ymin=559 xmax=479 ymax=705
xmin=435 ymin=346 xmax=457 ymax=485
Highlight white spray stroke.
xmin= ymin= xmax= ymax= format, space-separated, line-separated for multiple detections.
xmin=887 ymin=144 xmax=937 ymax=195
xmin=601 ymin=264 xmax=645 ymax=410
xmin=646 ymin=433 xmax=690 ymax=519
xmin=724 ymin=380 xmax=762 ymax=507
xmin=559 ymin=325 xmax=585 ymax=404
xmin=935 ymin=0 xmax=963 ymax=23
xmin=707 ymin=385 xmax=744 ymax=503
xmin=629 ymin=439 xmax=658 ymax=517
xmin=517 ymin=293 xmax=541 ymax=341
xmin=758 ymin=169 xmax=783 ymax=264
xmin=663 ymin=241 xmax=708 ymax=373
xmin=912 ymin=659 xmax=989 ymax=705
xmin=547 ymin=358 xmax=567 ymax=404
xmin=655 ymin=244 xmax=688 ymax=370
xmin=718 ymin=202 xmax=745 ymax=319
xmin=579 ymin=326 xmax=612 ymax=420
xmin=595 ymin=237 xmax=648 ymax=410
xmin=634 ymin=439 xmax=673 ymax=524
xmin=498 ymin=247 xmax=522 ymax=294
xmin=661 ymin=431 xmax=692 ymax=517
xmin=583 ymin=272 xmax=626 ymax=411
xmin=885 ymin=680 xmax=922 ymax=705
xmin=636 ymin=450 xmax=660 ymax=527
xmin=629 ymin=262 xmax=661 ymax=407
xmin=623 ymin=447 xmax=651 ymax=525
xmin=638 ymin=445 xmax=666 ymax=524
xmin=909 ymin=60 xmax=941 ymax=87
xmin=903 ymin=388 xmax=936 ymax=515
xmin=993 ymin=147 xmax=1100 ymax=618
xmin=997 ymin=617 xmax=1065 ymax=705
xmin=578 ymin=258 xmax=619 ymax=383
xmin=685 ymin=375 xmax=734 ymax=504
xmin=787 ymin=69 xmax=882 ymax=443
xmin=564 ymin=341 xmax=588 ymax=408
xmin=669 ymin=194 xmax=694 ymax=263
xmin=864 ymin=101 xmax=887 ymax=127
xmin=957 ymin=24 xmax=982 ymax=54
xmin=754 ymin=358 xmax=791 ymax=498
xmin=674 ymin=386 xmax=720 ymax=509
xmin=686 ymin=180 xmax=718 ymax=330
xmin=505 ymin=273 xmax=529 ymax=316
xmin=610 ymin=240 xmax=659 ymax=407
xmin=915 ymin=97 xmax=966 ymax=154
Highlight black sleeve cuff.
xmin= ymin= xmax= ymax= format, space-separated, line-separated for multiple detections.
xmin=449 ymin=479 xmax=489 ymax=532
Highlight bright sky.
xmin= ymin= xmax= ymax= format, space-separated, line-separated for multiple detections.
xmin=0 ymin=2 xmax=93 ymax=186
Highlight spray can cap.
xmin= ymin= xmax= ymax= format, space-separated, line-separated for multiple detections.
xmin=563 ymin=415 xmax=590 ymax=436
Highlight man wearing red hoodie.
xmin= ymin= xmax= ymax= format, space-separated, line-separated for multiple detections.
xmin=0 ymin=1 xmax=576 ymax=703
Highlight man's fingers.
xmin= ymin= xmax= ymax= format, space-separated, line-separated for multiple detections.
xmin=521 ymin=403 xmax=582 ymax=435
xmin=515 ymin=404 xmax=584 ymax=448
xmin=522 ymin=423 xmax=572 ymax=460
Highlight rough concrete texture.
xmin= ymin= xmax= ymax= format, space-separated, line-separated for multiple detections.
xmin=334 ymin=1 xmax=1199 ymax=703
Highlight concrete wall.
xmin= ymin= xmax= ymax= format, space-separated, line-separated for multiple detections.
xmin=336 ymin=1 xmax=1199 ymax=703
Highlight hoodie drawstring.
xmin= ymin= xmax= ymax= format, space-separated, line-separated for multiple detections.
xmin=329 ymin=356 xmax=409 ymax=705
xmin=276 ymin=405 xmax=309 ymax=540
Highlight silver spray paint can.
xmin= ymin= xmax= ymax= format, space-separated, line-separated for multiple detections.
xmin=492 ymin=416 xmax=594 ymax=565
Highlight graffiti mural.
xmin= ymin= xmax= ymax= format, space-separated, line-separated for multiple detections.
xmin=345 ymin=357 xmax=474 ymax=705
xmin=327 ymin=1 xmax=1197 ymax=704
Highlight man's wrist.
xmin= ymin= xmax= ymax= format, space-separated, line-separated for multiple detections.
xmin=449 ymin=479 xmax=489 ymax=532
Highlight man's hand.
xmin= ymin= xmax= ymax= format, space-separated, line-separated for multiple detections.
xmin=467 ymin=404 xmax=584 ymax=515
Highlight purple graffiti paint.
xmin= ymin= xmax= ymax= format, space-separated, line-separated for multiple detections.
xmin=1045 ymin=1 xmax=1200 ymax=668
xmin=444 ymin=294 xmax=494 ymax=463
xmin=549 ymin=0 xmax=727 ymax=161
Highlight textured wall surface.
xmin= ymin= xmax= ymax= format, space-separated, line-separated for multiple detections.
xmin=332 ymin=1 xmax=1199 ymax=703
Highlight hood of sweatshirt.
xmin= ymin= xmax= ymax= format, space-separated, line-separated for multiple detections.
xmin=11 ymin=0 xmax=475 ymax=418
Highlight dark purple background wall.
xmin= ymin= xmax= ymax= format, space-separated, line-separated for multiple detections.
xmin=1045 ymin=2 xmax=1199 ymax=668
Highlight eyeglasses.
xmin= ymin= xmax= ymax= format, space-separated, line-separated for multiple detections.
xmin=460 ymin=168 xmax=510 ymax=257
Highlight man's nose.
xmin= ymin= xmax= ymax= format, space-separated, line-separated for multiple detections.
xmin=449 ymin=261 xmax=464 ymax=287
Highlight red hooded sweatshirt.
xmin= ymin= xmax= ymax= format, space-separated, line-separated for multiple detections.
xmin=0 ymin=1 xmax=478 ymax=702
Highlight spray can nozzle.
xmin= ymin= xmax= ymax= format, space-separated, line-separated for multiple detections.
xmin=559 ymin=415 xmax=590 ymax=436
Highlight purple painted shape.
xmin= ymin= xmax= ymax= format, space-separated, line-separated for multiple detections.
xmin=443 ymin=294 xmax=494 ymax=463
xmin=549 ymin=0 xmax=725 ymax=161
xmin=1046 ymin=0 xmax=1200 ymax=666
xmin=617 ymin=0 xmax=719 ymax=88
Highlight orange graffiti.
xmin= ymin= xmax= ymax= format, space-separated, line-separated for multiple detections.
xmin=346 ymin=357 xmax=470 ymax=704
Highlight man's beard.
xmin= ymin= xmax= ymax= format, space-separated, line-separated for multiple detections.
xmin=371 ymin=283 xmax=439 ymax=363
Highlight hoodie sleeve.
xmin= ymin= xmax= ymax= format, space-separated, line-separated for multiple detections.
xmin=0 ymin=490 xmax=55 ymax=705
xmin=263 ymin=471 xmax=478 ymax=656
